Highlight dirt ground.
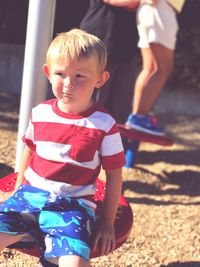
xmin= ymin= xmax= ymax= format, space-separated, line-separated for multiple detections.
xmin=0 ymin=92 xmax=200 ymax=267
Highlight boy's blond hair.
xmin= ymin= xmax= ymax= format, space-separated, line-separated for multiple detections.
xmin=46 ymin=29 xmax=107 ymax=73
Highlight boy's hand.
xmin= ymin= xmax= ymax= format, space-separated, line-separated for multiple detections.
xmin=0 ymin=191 xmax=12 ymax=204
xmin=93 ymin=220 xmax=116 ymax=256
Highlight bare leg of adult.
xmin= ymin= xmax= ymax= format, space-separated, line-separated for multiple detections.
xmin=137 ymin=43 xmax=174 ymax=115
xmin=59 ymin=255 xmax=90 ymax=267
xmin=0 ymin=233 xmax=29 ymax=252
xmin=132 ymin=47 xmax=156 ymax=114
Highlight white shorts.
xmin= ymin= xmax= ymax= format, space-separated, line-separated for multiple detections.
xmin=136 ymin=0 xmax=179 ymax=50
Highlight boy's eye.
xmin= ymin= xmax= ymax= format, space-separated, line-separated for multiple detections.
xmin=55 ymin=72 xmax=64 ymax=77
xmin=76 ymin=74 xmax=85 ymax=78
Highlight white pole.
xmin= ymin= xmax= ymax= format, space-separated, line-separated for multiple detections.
xmin=15 ymin=0 xmax=56 ymax=171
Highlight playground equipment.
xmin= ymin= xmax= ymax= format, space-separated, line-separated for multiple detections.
xmin=117 ymin=124 xmax=173 ymax=168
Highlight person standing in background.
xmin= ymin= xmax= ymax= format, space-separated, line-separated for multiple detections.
xmin=80 ymin=0 xmax=139 ymax=125
xmin=103 ymin=0 xmax=185 ymax=136
xmin=126 ymin=0 xmax=185 ymax=136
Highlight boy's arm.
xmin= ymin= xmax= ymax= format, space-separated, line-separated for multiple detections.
xmin=93 ymin=168 xmax=122 ymax=256
xmin=14 ymin=145 xmax=34 ymax=192
xmin=0 ymin=145 xmax=33 ymax=204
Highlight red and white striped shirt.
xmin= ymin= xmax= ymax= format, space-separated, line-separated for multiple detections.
xmin=23 ymin=99 xmax=125 ymax=201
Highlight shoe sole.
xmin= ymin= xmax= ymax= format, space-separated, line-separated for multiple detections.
xmin=127 ymin=123 xmax=165 ymax=137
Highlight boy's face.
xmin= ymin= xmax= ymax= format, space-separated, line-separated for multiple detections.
xmin=43 ymin=57 xmax=109 ymax=113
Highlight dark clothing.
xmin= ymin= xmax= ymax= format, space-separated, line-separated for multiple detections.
xmin=53 ymin=0 xmax=89 ymax=35
xmin=80 ymin=0 xmax=139 ymax=128
xmin=80 ymin=0 xmax=138 ymax=63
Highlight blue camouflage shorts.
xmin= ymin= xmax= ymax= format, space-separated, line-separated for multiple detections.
xmin=0 ymin=184 xmax=96 ymax=265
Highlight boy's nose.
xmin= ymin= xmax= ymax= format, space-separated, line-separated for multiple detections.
xmin=64 ymin=76 xmax=73 ymax=89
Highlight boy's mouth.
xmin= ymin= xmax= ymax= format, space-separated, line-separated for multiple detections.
xmin=62 ymin=92 xmax=74 ymax=100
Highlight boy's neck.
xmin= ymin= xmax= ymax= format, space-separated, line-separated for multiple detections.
xmin=57 ymin=99 xmax=94 ymax=114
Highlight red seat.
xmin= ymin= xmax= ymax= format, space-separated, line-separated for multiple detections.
xmin=117 ymin=123 xmax=173 ymax=146
xmin=0 ymin=172 xmax=133 ymax=258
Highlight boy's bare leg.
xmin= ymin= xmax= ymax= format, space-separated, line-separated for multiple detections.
xmin=0 ymin=192 xmax=13 ymax=204
xmin=0 ymin=233 xmax=30 ymax=252
xmin=59 ymin=255 xmax=90 ymax=267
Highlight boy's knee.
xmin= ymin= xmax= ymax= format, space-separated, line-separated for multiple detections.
xmin=59 ymin=255 xmax=90 ymax=267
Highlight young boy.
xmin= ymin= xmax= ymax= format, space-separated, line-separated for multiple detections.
xmin=0 ymin=29 xmax=126 ymax=267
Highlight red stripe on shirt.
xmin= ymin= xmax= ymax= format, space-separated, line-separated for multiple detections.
xmin=101 ymin=151 xmax=126 ymax=170
xmin=29 ymin=154 xmax=101 ymax=186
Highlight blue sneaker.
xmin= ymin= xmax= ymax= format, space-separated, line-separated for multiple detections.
xmin=126 ymin=114 xmax=165 ymax=136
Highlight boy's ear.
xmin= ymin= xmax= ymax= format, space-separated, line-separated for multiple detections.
xmin=95 ymin=71 xmax=110 ymax=88
xmin=43 ymin=64 xmax=51 ymax=82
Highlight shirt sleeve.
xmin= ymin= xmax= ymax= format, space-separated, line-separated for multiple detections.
xmin=22 ymin=118 xmax=36 ymax=151
xmin=100 ymin=123 xmax=126 ymax=170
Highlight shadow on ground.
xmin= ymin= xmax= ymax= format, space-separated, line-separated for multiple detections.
xmin=160 ymin=262 xmax=200 ymax=267
xmin=123 ymin=167 xmax=200 ymax=197
xmin=0 ymin=163 xmax=14 ymax=178
xmin=0 ymin=92 xmax=19 ymax=113
xmin=0 ymin=92 xmax=19 ymax=132
xmin=137 ymin=149 xmax=200 ymax=166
